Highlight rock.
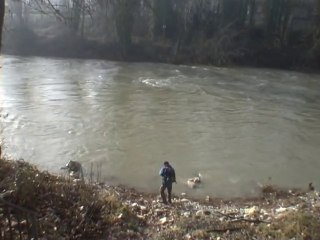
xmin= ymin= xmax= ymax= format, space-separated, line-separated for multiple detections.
xmin=205 ymin=195 xmax=210 ymax=202
xmin=137 ymin=215 xmax=146 ymax=220
xmin=140 ymin=205 xmax=147 ymax=211
xmin=203 ymin=210 xmax=211 ymax=215
xmin=314 ymin=202 xmax=320 ymax=209
xmin=0 ymin=190 xmax=14 ymax=200
xmin=181 ymin=192 xmax=187 ymax=196
xmin=73 ymin=179 xmax=82 ymax=183
xmin=244 ymin=206 xmax=259 ymax=216
xmin=181 ymin=198 xmax=189 ymax=202
xmin=196 ymin=210 xmax=204 ymax=217
xmin=183 ymin=211 xmax=191 ymax=217
xmin=131 ymin=203 xmax=139 ymax=208
xmin=159 ymin=217 xmax=168 ymax=225
xmin=11 ymin=220 xmax=27 ymax=228
xmin=275 ymin=207 xmax=287 ymax=213
xmin=131 ymin=203 xmax=147 ymax=211
xmin=260 ymin=208 xmax=268 ymax=215
xmin=275 ymin=213 xmax=288 ymax=219
xmin=185 ymin=233 xmax=192 ymax=239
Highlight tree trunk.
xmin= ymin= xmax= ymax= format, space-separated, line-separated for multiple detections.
xmin=0 ymin=0 xmax=4 ymax=52
xmin=249 ymin=0 xmax=256 ymax=27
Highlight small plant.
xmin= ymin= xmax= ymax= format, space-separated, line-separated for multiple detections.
xmin=191 ymin=229 xmax=209 ymax=239
xmin=258 ymin=211 xmax=320 ymax=239
xmin=155 ymin=228 xmax=185 ymax=240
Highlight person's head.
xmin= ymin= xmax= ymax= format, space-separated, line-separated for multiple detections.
xmin=164 ymin=161 xmax=169 ymax=166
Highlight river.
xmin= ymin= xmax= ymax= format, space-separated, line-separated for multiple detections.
xmin=1 ymin=55 xmax=320 ymax=197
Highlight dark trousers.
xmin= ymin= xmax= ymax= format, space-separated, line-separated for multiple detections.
xmin=160 ymin=182 xmax=172 ymax=204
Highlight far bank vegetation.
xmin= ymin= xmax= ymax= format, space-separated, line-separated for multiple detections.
xmin=3 ymin=0 xmax=320 ymax=69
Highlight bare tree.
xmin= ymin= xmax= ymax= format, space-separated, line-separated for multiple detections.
xmin=0 ymin=0 xmax=4 ymax=52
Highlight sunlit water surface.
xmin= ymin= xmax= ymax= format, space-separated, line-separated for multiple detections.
xmin=1 ymin=55 xmax=320 ymax=197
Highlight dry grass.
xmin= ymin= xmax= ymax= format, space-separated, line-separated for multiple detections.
xmin=0 ymin=156 xmax=143 ymax=239
xmin=258 ymin=211 xmax=320 ymax=240
xmin=1 ymin=144 xmax=320 ymax=240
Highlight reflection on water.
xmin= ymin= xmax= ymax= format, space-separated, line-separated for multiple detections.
xmin=1 ymin=55 xmax=320 ymax=197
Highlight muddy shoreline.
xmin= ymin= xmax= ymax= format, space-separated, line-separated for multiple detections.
xmin=1 ymin=152 xmax=319 ymax=239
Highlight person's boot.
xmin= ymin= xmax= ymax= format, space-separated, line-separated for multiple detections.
xmin=168 ymin=192 xmax=172 ymax=204
xmin=162 ymin=195 xmax=168 ymax=204
xmin=160 ymin=186 xmax=168 ymax=204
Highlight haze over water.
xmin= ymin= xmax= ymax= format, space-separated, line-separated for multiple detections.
xmin=1 ymin=55 xmax=320 ymax=197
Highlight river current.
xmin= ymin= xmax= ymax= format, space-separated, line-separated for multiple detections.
xmin=1 ymin=55 xmax=320 ymax=197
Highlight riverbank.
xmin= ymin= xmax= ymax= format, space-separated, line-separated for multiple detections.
xmin=1 ymin=151 xmax=320 ymax=239
xmin=3 ymin=28 xmax=320 ymax=73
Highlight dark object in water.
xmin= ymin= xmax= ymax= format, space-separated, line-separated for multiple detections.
xmin=61 ymin=160 xmax=84 ymax=181
xmin=308 ymin=182 xmax=315 ymax=191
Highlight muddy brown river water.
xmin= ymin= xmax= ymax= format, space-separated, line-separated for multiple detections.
xmin=1 ymin=55 xmax=320 ymax=197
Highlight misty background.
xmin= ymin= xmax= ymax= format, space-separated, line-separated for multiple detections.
xmin=2 ymin=0 xmax=320 ymax=69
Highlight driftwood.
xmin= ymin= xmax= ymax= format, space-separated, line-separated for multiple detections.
xmin=229 ymin=217 xmax=270 ymax=224
xmin=215 ymin=210 xmax=271 ymax=224
xmin=205 ymin=211 xmax=270 ymax=234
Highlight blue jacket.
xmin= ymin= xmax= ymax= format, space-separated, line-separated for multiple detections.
xmin=159 ymin=165 xmax=176 ymax=184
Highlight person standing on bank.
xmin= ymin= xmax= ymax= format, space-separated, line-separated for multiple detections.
xmin=159 ymin=161 xmax=176 ymax=204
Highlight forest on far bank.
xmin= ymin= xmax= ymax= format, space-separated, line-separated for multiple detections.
xmin=2 ymin=0 xmax=320 ymax=70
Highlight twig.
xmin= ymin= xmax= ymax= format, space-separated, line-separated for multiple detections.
xmin=214 ymin=210 xmax=271 ymax=224
xmin=206 ymin=226 xmax=242 ymax=233
xmin=230 ymin=217 xmax=271 ymax=224
xmin=214 ymin=210 xmax=239 ymax=218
